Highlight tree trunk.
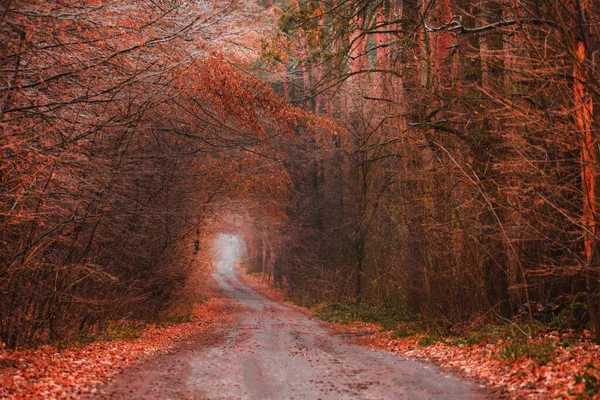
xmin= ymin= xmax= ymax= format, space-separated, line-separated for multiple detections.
xmin=574 ymin=0 xmax=600 ymax=344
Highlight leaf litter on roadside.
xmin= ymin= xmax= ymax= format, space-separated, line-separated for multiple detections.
xmin=0 ymin=296 xmax=227 ymax=399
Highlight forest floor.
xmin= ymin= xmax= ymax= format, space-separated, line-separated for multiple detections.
xmin=243 ymin=274 xmax=600 ymax=399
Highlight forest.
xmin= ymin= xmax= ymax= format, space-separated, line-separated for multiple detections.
xmin=1 ymin=0 xmax=599 ymax=363
xmin=250 ymin=0 xmax=600 ymax=349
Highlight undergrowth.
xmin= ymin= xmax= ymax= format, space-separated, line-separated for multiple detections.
xmin=306 ymin=299 xmax=572 ymax=364
xmin=52 ymin=295 xmax=210 ymax=349
xmin=313 ymin=301 xmax=404 ymax=331
xmin=106 ymin=321 xmax=144 ymax=340
xmin=571 ymin=363 xmax=600 ymax=399
xmin=497 ymin=338 xmax=556 ymax=364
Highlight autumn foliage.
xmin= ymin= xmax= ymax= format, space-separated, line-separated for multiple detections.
xmin=0 ymin=0 xmax=305 ymax=348
xmin=3 ymin=0 xmax=600 ymax=397
xmin=0 ymin=296 xmax=227 ymax=398
xmin=245 ymin=0 xmax=600 ymax=346
xmin=1 ymin=0 xmax=600 ymax=380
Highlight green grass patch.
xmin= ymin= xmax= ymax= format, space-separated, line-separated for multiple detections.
xmin=571 ymin=363 xmax=600 ymax=399
xmin=164 ymin=312 xmax=194 ymax=324
xmin=53 ymin=334 xmax=99 ymax=350
xmin=106 ymin=320 xmax=144 ymax=340
xmin=312 ymin=301 xmax=412 ymax=335
xmin=497 ymin=337 xmax=556 ymax=364
xmin=50 ymin=320 xmax=149 ymax=350
xmin=313 ymin=302 xmax=362 ymax=324
xmin=288 ymin=296 xmax=319 ymax=309
xmin=451 ymin=322 xmax=546 ymax=347
xmin=313 ymin=302 xmax=392 ymax=326
xmin=417 ymin=335 xmax=441 ymax=347
xmin=392 ymin=322 xmax=421 ymax=339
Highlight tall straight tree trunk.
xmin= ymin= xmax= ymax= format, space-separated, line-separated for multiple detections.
xmin=574 ymin=0 xmax=600 ymax=344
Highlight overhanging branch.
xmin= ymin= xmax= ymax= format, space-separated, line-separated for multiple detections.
xmin=425 ymin=18 xmax=557 ymax=34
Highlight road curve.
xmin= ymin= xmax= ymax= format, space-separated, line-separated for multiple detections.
xmin=98 ymin=238 xmax=488 ymax=399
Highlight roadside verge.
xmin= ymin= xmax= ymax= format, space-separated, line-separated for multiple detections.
xmin=240 ymin=270 xmax=600 ymax=399
xmin=0 ymin=291 xmax=227 ymax=399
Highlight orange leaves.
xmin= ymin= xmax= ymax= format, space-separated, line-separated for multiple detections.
xmin=181 ymin=54 xmax=323 ymax=142
xmin=359 ymin=329 xmax=600 ymax=399
xmin=1 ymin=0 xmax=306 ymax=350
xmin=0 ymin=297 xmax=226 ymax=399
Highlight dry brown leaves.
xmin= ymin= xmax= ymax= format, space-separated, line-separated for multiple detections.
xmin=0 ymin=297 xmax=226 ymax=399
xmin=356 ymin=330 xmax=600 ymax=399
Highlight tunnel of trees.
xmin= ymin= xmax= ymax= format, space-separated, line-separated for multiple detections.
xmin=1 ymin=0 xmax=600 ymax=348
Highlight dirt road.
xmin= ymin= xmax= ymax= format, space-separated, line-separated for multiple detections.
xmin=98 ymin=237 xmax=487 ymax=399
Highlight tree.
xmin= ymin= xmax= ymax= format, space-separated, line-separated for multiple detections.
xmin=0 ymin=0 xmax=307 ymax=347
xmin=264 ymin=0 xmax=600 ymax=339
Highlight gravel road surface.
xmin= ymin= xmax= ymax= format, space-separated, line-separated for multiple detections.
xmin=98 ymin=236 xmax=488 ymax=399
